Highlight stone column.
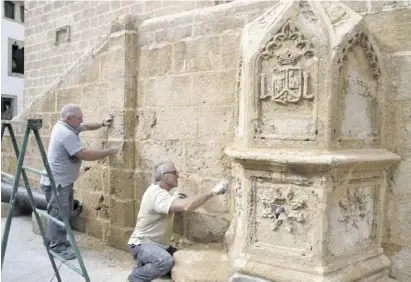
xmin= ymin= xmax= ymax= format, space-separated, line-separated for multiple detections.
xmin=104 ymin=15 xmax=138 ymax=250
xmin=225 ymin=1 xmax=400 ymax=281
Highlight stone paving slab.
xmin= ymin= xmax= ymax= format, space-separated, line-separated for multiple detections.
xmin=1 ymin=215 xmax=172 ymax=282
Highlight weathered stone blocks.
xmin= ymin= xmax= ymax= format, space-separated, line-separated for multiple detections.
xmin=154 ymin=107 xmax=199 ymax=140
xmin=106 ymin=226 xmax=134 ymax=251
xmin=174 ymin=36 xmax=221 ymax=73
xmin=75 ymin=166 xmax=104 ymax=192
xmin=185 ymin=212 xmax=230 ymax=243
xmin=185 ymin=142 xmax=228 ymax=177
xmin=107 ymin=140 xmax=135 ymax=169
xmin=191 ymin=71 xmax=236 ymax=106
xmin=144 ymin=76 xmax=192 ymax=108
xmin=139 ymin=45 xmax=173 ymax=77
xmin=135 ymin=140 xmax=186 ymax=172
xmin=365 ymin=9 xmax=411 ymax=52
xmin=109 ymin=198 xmax=136 ymax=227
xmin=198 ymin=106 xmax=234 ymax=143
xmin=108 ymin=168 xmax=135 ymax=199
xmin=56 ymin=87 xmax=82 ymax=109
xmin=172 ymin=245 xmax=231 ymax=282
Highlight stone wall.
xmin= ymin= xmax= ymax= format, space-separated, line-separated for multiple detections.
xmin=3 ymin=0 xmax=276 ymax=250
xmin=23 ymin=0 xmax=230 ymax=105
xmin=2 ymin=20 xmax=139 ymax=249
xmin=2 ymin=0 xmax=410 ymax=280
xmin=369 ymin=8 xmax=411 ymax=282
xmin=132 ymin=0 xmax=286 ymax=246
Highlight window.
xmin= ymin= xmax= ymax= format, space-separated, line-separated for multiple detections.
xmin=8 ymin=39 xmax=24 ymax=77
xmin=11 ymin=43 xmax=24 ymax=74
xmin=4 ymin=1 xmax=15 ymax=20
xmin=55 ymin=26 xmax=71 ymax=46
xmin=20 ymin=5 xmax=24 ymax=22
xmin=1 ymin=97 xmax=15 ymax=120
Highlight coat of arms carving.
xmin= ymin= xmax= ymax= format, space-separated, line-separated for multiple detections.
xmin=258 ymin=21 xmax=314 ymax=105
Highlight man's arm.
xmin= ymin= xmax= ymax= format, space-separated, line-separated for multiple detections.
xmin=74 ymin=148 xmax=118 ymax=161
xmin=80 ymin=122 xmax=104 ymax=131
xmin=170 ymin=181 xmax=229 ymax=212
xmin=170 ymin=191 xmax=214 ymax=212
xmin=80 ymin=113 xmax=114 ymax=132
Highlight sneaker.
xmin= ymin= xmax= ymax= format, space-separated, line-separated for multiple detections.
xmin=57 ymin=249 xmax=76 ymax=260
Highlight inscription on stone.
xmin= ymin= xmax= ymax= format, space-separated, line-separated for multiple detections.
xmin=345 ymin=77 xmax=373 ymax=98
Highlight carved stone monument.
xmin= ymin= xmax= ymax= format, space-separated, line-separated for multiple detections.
xmin=225 ymin=1 xmax=400 ymax=281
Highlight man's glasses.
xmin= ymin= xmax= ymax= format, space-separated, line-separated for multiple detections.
xmin=163 ymin=170 xmax=178 ymax=176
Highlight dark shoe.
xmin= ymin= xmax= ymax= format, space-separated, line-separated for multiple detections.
xmin=161 ymin=273 xmax=172 ymax=279
xmin=72 ymin=200 xmax=83 ymax=217
xmin=133 ymin=258 xmax=143 ymax=268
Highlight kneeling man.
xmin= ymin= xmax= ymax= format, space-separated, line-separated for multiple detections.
xmin=127 ymin=161 xmax=229 ymax=282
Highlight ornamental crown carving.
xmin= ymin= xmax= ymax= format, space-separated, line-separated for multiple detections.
xmin=260 ymin=21 xmax=314 ymax=61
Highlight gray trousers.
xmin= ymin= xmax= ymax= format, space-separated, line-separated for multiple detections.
xmin=40 ymin=183 xmax=74 ymax=251
xmin=128 ymin=243 xmax=175 ymax=282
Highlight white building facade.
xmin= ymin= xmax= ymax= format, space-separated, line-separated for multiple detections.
xmin=1 ymin=1 xmax=24 ymax=119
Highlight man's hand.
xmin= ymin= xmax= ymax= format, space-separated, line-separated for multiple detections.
xmin=107 ymin=147 xmax=120 ymax=155
xmin=102 ymin=113 xmax=114 ymax=127
xmin=212 ymin=180 xmax=229 ymax=196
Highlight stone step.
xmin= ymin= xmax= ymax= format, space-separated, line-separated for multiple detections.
xmin=171 ymin=244 xmax=231 ymax=282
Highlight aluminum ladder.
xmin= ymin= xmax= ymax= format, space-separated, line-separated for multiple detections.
xmin=1 ymin=119 xmax=90 ymax=282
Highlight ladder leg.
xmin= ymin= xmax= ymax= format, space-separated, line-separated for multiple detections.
xmin=33 ymin=129 xmax=90 ymax=282
xmin=1 ymin=126 xmax=30 ymax=267
xmin=6 ymin=125 xmax=63 ymax=282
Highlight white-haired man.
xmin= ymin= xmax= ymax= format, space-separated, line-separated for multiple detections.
xmin=40 ymin=104 xmax=119 ymax=260
xmin=127 ymin=161 xmax=229 ymax=282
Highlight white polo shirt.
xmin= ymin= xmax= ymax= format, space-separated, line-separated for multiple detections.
xmin=128 ymin=184 xmax=178 ymax=247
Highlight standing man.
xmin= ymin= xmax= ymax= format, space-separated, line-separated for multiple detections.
xmin=127 ymin=160 xmax=229 ymax=282
xmin=40 ymin=104 xmax=119 ymax=260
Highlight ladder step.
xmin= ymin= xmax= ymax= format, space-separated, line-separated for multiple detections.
xmin=35 ymin=209 xmax=65 ymax=227
xmin=49 ymin=249 xmax=84 ymax=276
xmin=22 ymin=166 xmax=48 ymax=176
xmin=1 ymin=171 xmax=14 ymax=179
xmin=1 ymin=120 xmax=28 ymax=125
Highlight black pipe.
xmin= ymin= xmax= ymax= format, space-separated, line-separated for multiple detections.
xmin=1 ymin=181 xmax=83 ymax=216
xmin=1 ymin=180 xmax=47 ymax=210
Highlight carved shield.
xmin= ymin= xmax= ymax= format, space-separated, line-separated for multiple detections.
xmin=272 ymin=68 xmax=303 ymax=104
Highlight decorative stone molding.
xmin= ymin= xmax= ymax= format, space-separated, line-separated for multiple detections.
xmin=261 ymin=187 xmax=307 ymax=233
xmin=258 ymin=21 xmax=314 ymax=105
xmin=338 ymin=186 xmax=368 ymax=229
xmin=337 ymin=32 xmax=381 ymax=79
